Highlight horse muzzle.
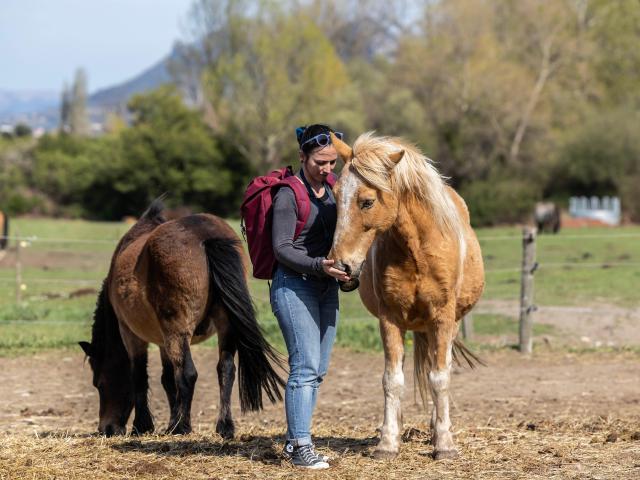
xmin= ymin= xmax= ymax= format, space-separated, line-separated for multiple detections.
xmin=339 ymin=278 xmax=360 ymax=292
xmin=335 ymin=260 xmax=363 ymax=292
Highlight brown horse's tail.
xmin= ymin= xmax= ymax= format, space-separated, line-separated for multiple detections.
xmin=203 ymin=238 xmax=285 ymax=412
xmin=413 ymin=332 xmax=485 ymax=409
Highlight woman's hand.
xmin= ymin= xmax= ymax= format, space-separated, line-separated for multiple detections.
xmin=322 ymin=259 xmax=350 ymax=282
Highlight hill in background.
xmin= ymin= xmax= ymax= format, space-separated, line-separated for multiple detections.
xmin=0 ymin=46 xmax=181 ymax=131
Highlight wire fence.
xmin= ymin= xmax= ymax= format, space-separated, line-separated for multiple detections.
xmin=0 ymin=231 xmax=638 ymax=281
xmin=1 ymin=228 xmax=639 ymax=352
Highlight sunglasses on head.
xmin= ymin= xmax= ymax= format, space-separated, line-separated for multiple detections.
xmin=300 ymin=131 xmax=344 ymax=149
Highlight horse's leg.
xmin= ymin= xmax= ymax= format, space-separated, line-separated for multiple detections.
xmin=160 ymin=347 xmax=177 ymax=419
xmin=428 ymin=313 xmax=458 ymax=460
xmin=374 ymin=315 xmax=405 ymax=459
xmin=118 ymin=322 xmax=154 ymax=435
xmin=164 ymin=334 xmax=198 ymax=435
xmin=429 ymin=381 xmax=439 ymax=446
xmin=214 ymin=317 xmax=237 ymax=440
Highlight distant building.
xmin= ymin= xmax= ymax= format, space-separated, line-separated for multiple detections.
xmin=569 ymin=196 xmax=621 ymax=226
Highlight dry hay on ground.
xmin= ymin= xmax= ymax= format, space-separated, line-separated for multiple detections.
xmin=0 ymin=349 xmax=639 ymax=479
xmin=1 ymin=418 xmax=639 ymax=479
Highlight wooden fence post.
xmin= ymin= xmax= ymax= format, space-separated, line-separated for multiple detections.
xmin=15 ymin=230 xmax=22 ymax=303
xmin=462 ymin=313 xmax=474 ymax=341
xmin=519 ymin=227 xmax=537 ymax=354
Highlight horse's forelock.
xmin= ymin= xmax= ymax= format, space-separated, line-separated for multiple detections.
xmin=350 ymin=132 xmax=397 ymax=192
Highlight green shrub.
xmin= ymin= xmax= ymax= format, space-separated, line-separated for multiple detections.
xmin=548 ymin=108 xmax=640 ymax=221
xmin=460 ymin=176 xmax=540 ymax=227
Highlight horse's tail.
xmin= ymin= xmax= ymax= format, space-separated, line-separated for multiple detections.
xmin=413 ymin=332 xmax=485 ymax=409
xmin=413 ymin=332 xmax=432 ymax=409
xmin=203 ymin=237 xmax=285 ymax=412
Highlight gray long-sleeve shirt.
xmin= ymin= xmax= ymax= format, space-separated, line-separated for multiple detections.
xmin=271 ymin=174 xmax=337 ymax=277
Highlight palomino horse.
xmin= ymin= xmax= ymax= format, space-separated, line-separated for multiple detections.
xmin=329 ymin=133 xmax=484 ymax=460
xmin=80 ymin=199 xmax=284 ymax=437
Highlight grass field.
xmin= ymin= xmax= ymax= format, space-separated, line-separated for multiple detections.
xmin=0 ymin=218 xmax=638 ymax=356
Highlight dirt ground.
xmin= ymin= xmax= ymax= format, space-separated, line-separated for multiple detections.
xmin=476 ymin=299 xmax=640 ymax=347
xmin=0 ymin=347 xmax=639 ymax=479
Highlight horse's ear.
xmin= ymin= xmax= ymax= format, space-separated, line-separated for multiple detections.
xmin=388 ymin=149 xmax=405 ymax=166
xmin=331 ymin=132 xmax=353 ymax=162
xmin=79 ymin=341 xmax=93 ymax=357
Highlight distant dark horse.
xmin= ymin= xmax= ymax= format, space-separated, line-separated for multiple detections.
xmin=534 ymin=202 xmax=561 ymax=234
xmin=0 ymin=211 xmax=8 ymax=250
xmin=79 ymin=199 xmax=284 ymax=437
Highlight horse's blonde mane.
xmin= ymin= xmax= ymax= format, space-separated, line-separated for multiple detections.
xmin=351 ymin=132 xmax=467 ymax=288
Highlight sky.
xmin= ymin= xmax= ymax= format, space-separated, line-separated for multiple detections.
xmin=0 ymin=0 xmax=194 ymax=92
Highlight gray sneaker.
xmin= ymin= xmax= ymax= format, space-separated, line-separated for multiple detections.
xmin=283 ymin=442 xmax=330 ymax=463
xmin=289 ymin=444 xmax=330 ymax=469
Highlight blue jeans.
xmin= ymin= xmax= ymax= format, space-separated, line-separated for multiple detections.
xmin=270 ymin=265 xmax=339 ymax=447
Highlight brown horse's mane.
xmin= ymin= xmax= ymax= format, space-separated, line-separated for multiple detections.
xmin=88 ymin=281 xmax=118 ymax=362
xmin=114 ymin=198 xmax=167 ymax=257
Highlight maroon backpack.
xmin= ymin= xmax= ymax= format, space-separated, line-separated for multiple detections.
xmin=240 ymin=166 xmax=337 ymax=279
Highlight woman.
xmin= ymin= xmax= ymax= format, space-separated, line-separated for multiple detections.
xmin=271 ymin=124 xmax=349 ymax=469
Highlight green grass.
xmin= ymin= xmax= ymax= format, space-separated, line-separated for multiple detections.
xmin=0 ymin=321 xmax=91 ymax=355
xmin=9 ymin=217 xmax=129 ymax=253
xmin=472 ymin=313 xmax=555 ymax=336
xmin=0 ymin=218 xmax=638 ymax=356
xmin=477 ymin=225 xmax=640 ymax=306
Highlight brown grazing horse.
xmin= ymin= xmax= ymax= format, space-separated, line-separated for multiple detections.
xmin=328 ymin=133 xmax=485 ymax=460
xmin=80 ymin=199 xmax=284 ymax=437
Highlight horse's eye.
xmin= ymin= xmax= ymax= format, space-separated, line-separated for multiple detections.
xmin=361 ymin=199 xmax=375 ymax=210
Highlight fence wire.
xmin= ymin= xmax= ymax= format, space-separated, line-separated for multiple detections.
xmin=0 ymin=231 xmax=638 ymax=288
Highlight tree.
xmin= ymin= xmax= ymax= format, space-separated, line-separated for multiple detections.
xmin=104 ymin=86 xmax=233 ymax=217
xmin=59 ymin=82 xmax=71 ymax=132
xmin=69 ymin=68 xmax=90 ymax=136
xmin=30 ymin=133 xmax=108 ymax=216
xmin=302 ymin=0 xmax=418 ymax=60
xmin=14 ymin=124 xmax=32 ymax=137
xmin=187 ymin=1 xmax=363 ymax=171
xmin=549 ymin=108 xmax=640 ymax=221
xmin=384 ymin=0 xmax=589 ymax=182
xmin=587 ymin=0 xmax=640 ymax=107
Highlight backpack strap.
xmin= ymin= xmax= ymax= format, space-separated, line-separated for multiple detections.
xmin=278 ymin=171 xmax=338 ymax=240
xmin=278 ymin=176 xmax=311 ymax=240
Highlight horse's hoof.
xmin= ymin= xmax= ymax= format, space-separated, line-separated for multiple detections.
xmin=372 ymin=449 xmax=398 ymax=460
xmin=133 ymin=417 xmax=154 ymax=436
xmin=132 ymin=424 xmax=154 ymax=436
xmin=216 ymin=419 xmax=235 ymax=440
xmin=433 ymin=449 xmax=459 ymax=461
xmin=166 ymin=423 xmax=192 ymax=435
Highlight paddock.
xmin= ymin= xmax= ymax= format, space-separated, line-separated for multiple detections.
xmin=1 ymin=348 xmax=639 ymax=479
xmin=0 ymin=219 xmax=639 ymax=478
